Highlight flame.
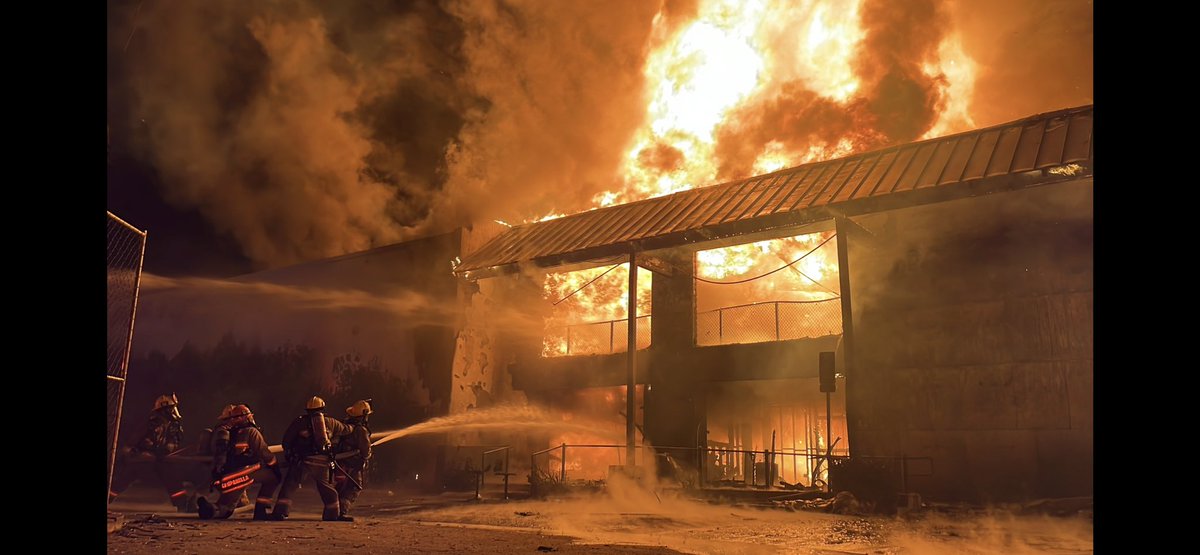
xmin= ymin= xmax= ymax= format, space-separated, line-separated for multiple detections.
xmin=593 ymin=0 xmax=872 ymax=208
xmin=696 ymin=231 xmax=838 ymax=299
xmin=542 ymin=263 xmax=652 ymax=357
xmin=540 ymin=0 xmax=978 ymax=354
xmin=922 ymin=34 xmax=977 ymax=139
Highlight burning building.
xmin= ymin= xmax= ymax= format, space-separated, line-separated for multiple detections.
xmin=110 ymin=0 xmax=1092 ymax=509
xmin=452 ymin=104 xmax=1093 ymax=503
xmin=127 ymin=103 xmax=1091 ymax=504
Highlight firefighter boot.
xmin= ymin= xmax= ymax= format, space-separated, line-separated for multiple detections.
xmin=270 ymin=502 xmax=290 ymax=521
xmin=197 ymin=497 xmax=215 ymax=520
xmin=252 ymin=502 xmax=272 ymax=521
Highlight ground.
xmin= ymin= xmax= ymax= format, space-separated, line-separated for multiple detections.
xmin=108 ymin=480 xmax=1093 ymax=554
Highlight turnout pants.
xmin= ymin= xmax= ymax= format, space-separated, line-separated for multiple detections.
xmin=200 ymin=464 xmax=281 ymax=520
xmin=333 ymin=462 xmax=365 ymax=517
xmin=273 ymin=458 xmax=340 ymax=520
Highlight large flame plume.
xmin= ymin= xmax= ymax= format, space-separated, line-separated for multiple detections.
xmin=111 ymin=0 xmax=1089 ymax=269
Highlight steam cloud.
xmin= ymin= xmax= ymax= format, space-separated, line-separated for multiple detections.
xmin=109 ymin=0 xmax=1091 ymax=270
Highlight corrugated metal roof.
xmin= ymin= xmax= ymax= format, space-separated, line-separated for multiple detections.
xmin=457 ymin=104 xmax=1093 ymax=276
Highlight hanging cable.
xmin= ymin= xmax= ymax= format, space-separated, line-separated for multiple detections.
xmin=551 ymin=262 xmax=623 ymax=305
xmin=694 ymin=233 xmax=837 ymax=286
xmin=783 ymin=264 xmax=841 ymax=296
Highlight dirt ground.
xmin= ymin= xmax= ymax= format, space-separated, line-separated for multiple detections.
xmin=108 ymin=481 xmax=1093 ymax=554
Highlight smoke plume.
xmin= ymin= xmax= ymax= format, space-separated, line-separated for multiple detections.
xmin=109 ymin=0 xmax=1091 ymax=271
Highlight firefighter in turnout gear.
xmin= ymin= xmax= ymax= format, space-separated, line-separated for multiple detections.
xmin=272 ymin=396 xmax=354 ymax=521
xmin=109 ymin=394 xmax=198 ymax=512
xmin=193 ymin=405 xmax=251 ymax=509
xmin=334 ymin=399 xmax=373 ymax=519
xmin=196 ymin=404 xmax=283 ymax=520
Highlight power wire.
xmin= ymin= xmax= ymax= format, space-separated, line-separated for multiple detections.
xmin=694 ymin=233 xmax=837 ymax=287
xmin=551 ymin=262 xmax=623 ymax=306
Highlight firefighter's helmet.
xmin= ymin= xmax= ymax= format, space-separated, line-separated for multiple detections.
xmin=217 ymin=404 xmax=236 ymax=421
xmin=306 ymin=396 xmax=326 ymax=411
xmin=346 ymin=399 xmax=373 ymax=418
xmin=153 ymin=393 xmax=178 ymax=411
xmin=228 ymin=404 xmax=252 ymax=419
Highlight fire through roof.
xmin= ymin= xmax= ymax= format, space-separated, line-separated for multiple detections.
xmin=455 ymin=105 xmax=1092 ymax=279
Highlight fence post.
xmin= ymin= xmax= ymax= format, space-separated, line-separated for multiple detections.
xmin=504 ymin=448 xmax=511 ymax=500
xmin=561 ymin=443 xmax=567 ymax=482
xmin=775 ymin=302 xmax=780 ymax=340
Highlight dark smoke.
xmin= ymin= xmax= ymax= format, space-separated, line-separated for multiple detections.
xmin=714 ymin=85 xmax=883 ymax=179
xmin=110 ymin=0 xmax=1091 ymax=271
xmin=854 ymin=0 xmax=949 ymax=139
xmin=110 ymin=0 xmax=661 ymax=269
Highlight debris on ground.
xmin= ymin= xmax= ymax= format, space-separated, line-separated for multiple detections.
xmin=1019 ymin=497 xmax=1093 ymax=518
xmin=775 ymin=491 xmax=865 ymax=515
xmin=107 ymin=512 xmax=125 ymax=534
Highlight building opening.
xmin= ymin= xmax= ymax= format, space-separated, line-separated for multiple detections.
xmin=705 ymin=377 xmax=847 ymax=488
xmin=696 ymin=230 xmax=840 ymax=346
xmin=542 ymin=263 xmax=653 ymax=357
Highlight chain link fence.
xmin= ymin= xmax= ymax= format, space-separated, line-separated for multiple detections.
xmin=545 ymin=315 xmax=652 ymax=357
xmin=697 ymin=298 xmax=842 ymax=346
xmin=107 ymin=211 xmax=146 ymax=503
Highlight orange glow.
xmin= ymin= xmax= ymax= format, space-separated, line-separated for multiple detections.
xmin=542 ymin=264 xmax=652 ymax=357
xmin=922 ymin=34 xmax=977 ymax=139
xmin=544 ymin=386 xmax=644 ymax=481
xmin=596 ymin=0 xmax=873 ymax=207
xmin=539 ymin=1 xmax=977 ymax=351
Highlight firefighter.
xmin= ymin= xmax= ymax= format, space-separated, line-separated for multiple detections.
xmin=109 ymin=394 xmax=197 ymax=512
xmin=193 ymin=405 xmax=251 ymax=510
xmin=195 ymin=405 xmax=236 ymax=456
xmin=272 ymin=396 xmax=354 ymax=521
xmin=196 ymin=404 xmax=283 ymax=520
xmin=333 ymin=399 xmax=373 ymax=520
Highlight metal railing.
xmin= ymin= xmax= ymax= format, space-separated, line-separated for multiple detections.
xmin=475 ymin=445 xmax=514 ymax=500
xmin=544 ymin=315 xmax=652 ymax=357
xmin=529 ymin=443 xmax=866 ymax=494
xmin=696 ymin=298 xmax=842 ymax=346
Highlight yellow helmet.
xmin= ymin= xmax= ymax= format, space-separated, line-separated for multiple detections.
xmin=306 ymin=396 xmax=326 ymax=410
xmin=153 ymin=393 xmax=178 ymax=411
xmin=346 ymin=399 xmax=373 ymax=418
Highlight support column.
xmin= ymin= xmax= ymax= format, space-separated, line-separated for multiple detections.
xmin=834 ymin=218 xmax=856 ymax=455
xmin=627 ymin=251 xmax=638 ymax=468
